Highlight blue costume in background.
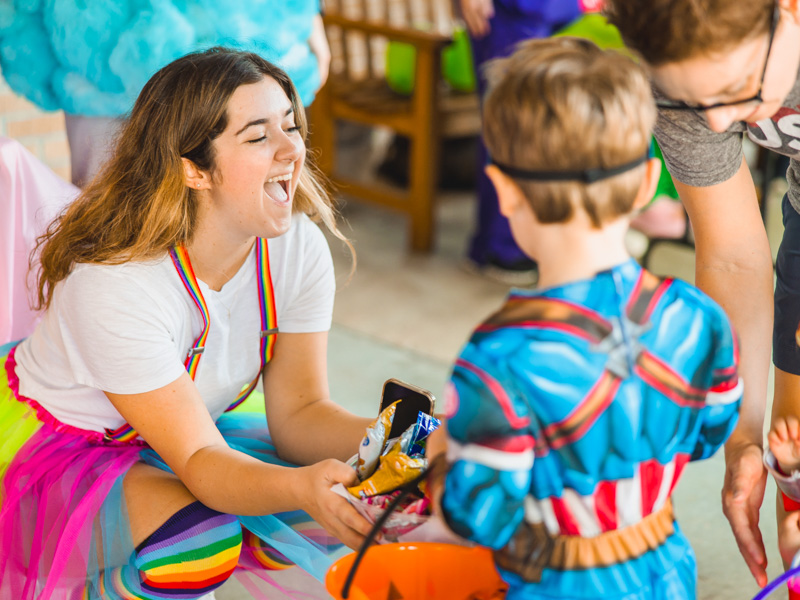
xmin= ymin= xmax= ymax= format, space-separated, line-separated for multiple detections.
xmin=0 ymin=0 xmax=322 ymax=114
xmin=468 ymin=0 xmax=586 ymax=269
xmin=441 ymin=260 xmax=741 ymax=599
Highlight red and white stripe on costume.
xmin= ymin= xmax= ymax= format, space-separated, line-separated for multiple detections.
xmin=517 ymin=454 xmax=691 ymax=537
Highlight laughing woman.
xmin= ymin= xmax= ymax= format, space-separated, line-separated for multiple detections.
xmin=0 ymin=48 xmax=373 ymax=599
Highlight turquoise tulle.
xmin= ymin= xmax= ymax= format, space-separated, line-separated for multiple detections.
xmin=140 ymin=410 xmax=345 ymax=582
xmin=0 ymin=0 xmax=322 ymax=115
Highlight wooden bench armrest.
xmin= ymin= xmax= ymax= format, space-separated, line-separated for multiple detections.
xmin=322 ymin=13 xmax=453 ymax=50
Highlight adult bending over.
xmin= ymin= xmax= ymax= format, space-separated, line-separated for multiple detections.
xmin=606 ymin=0 xmax=800 ymax=588
xmin=0 ymin=48 xmax=372 ymax=599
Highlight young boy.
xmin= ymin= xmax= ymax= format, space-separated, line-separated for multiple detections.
xmin=605 ymin=0 xmax=800 ymax=587
xmin=427 ymin=38 xmax=742 ymax=598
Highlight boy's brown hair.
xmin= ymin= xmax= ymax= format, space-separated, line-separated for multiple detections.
xmin=483 ymin=37 xmax=654 ymax=228
xmin=604 ymin=0 xmax=773 ymax=66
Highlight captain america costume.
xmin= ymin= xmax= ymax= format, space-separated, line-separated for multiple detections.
xmin=440 ymin=259 xmax=742 ymax=599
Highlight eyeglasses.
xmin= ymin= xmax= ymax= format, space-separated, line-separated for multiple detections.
xmin=655 ymin=1 xmax=780 ymax=112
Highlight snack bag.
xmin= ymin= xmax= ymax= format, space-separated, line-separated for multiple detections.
xmin=347 ymin=441 xmax=427 ymax=499
xmin=355 ymin=401 xmax=399 ymax=481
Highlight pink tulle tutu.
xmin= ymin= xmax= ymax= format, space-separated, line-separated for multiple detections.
xmin=0 ymin=345 xmax=344 ymax=599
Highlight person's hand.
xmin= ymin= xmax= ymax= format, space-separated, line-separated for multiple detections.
xmin=459 ymin=0 xmax=494 ymax=38
xmin=722 ymin=440 xmax=769 ymax=587
xmin=296 ymin=459 xmax=373 ymax=550
xmin=308 ymin=14 xmax=331 ymax=91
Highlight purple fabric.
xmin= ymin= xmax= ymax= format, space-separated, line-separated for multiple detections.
xmin=0 ymin=137 xmax=79 ymax=345
xmin=137 ymin=502 xmax=228 ymax=553
xmin=467 ymin=2 xmax=583 ymax=265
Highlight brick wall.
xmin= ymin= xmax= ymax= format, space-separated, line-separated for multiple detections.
xmin=0 ymin=68 xmax=72 ymax=181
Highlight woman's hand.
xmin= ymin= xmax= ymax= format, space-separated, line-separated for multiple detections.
xmin=296 ymin=459 xmax=374 ymax=550
xmin=722 ymin=440 xmax=768 ymax=587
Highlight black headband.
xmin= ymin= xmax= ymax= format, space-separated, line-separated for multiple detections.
xmin=490 ymin=154 xmax=649 ymax=184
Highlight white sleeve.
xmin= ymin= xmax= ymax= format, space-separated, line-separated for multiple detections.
xmin=274 ymin=216 xmax=336 ymax=333
xmin=55 ymin=266 xmax=187 ymax=394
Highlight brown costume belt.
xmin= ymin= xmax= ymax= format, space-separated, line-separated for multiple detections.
xmin=494 ymin=498 xmax=675 ymax=582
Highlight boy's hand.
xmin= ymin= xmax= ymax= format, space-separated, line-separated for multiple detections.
xmin=722 ymin=441 xmax=768 ymax=587
xmin=426 ymin=426 xmax=447 ymax=461
xmin=426 ymin=427 xmax=448 ymax=512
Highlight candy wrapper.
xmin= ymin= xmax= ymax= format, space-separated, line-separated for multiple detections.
xmin=356 ymin=401 xmax=398 ymax=481
xmin=331 ymin=483 xmax=467 ymax=544
xmin=409 ymin=412 xmax=441 ymax=456
xmin=331 ymin=402 xmax=466 ymax=544
xmin=347 ymin=441 xmax=426 ymax=499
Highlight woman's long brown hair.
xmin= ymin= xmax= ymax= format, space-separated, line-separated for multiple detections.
xmin=34 ymin=47 xmax=350 ymax=310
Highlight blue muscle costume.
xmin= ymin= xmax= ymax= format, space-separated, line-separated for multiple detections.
xmin=441 ymin=259 xmax=741 ymax=599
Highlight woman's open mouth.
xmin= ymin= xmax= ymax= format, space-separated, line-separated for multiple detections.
xmin=264 ymin=172 xmax=292 ymax=205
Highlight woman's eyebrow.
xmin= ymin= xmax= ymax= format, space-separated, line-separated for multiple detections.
xmin=235 ymin=108 xmax=295 ymax=136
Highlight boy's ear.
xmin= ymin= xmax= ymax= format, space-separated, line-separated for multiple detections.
xmin=632 ymin=158 xmax=662 ymax=212
xmin=486 ymin=164 xmax=526 ymax=218
xmin=181 ymin=157 xmax=212 ymax=191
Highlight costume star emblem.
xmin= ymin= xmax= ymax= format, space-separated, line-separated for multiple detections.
xmin=591 ymin=316 xmax=651 ymax=379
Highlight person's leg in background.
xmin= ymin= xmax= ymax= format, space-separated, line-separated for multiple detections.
xmin=466 ymin=2 xmax=581 ymax=284
xmin=64 ymin=115 xmax=124 ymax=188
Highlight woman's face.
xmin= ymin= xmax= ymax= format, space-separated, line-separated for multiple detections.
xmin=205 ymin=76 xmax=305 ymax=240
xmin=650 ymin=6 xmax=800 ymax=132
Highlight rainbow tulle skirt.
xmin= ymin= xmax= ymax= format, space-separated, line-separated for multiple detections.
xmin=0 ymin=345 xmax=344 ymax=599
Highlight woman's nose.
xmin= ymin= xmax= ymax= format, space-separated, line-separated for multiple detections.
xmin=277 ymin=132 xmax=303 ymax=163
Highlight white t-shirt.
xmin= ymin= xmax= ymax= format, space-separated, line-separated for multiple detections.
xmin=14 ymin=213 xmax=335 ymax=433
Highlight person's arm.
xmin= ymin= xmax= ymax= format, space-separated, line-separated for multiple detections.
xmin=308 ymin=14 xmax=331 ymax=91
xmin=690 ymin=303 xmax=743 ymax=461
xmin=674 ymin=156 xmax=772 ymax=586
xmin=458 ymin=0 xmax=495 ymax=38
xmin=432 ymin=354 xmax=535 ymax=547
xmin=105 ymin=333 xmax=373 ymax=548
xmin=262 ymin=330 xmax=373 ymax=465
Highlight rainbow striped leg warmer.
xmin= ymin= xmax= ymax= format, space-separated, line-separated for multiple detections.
xmin=97 ymin=502 xmax=242 ymax=599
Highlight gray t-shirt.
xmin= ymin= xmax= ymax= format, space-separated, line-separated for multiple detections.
xmin=655 ymin=62 xmax=800 ymax=213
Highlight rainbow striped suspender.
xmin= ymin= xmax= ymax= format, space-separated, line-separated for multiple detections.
xmin=103 ymin=238 xmax=277 ymax=443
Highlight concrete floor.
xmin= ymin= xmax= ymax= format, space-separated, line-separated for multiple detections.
xmin=218 ymin=166 xmax=790 ymax=599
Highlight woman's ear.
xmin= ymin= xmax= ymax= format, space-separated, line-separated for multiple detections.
xmin=486 ymin=164 xmax=526 ymax=219
xmin=632 ymin=158 xmax=663 ymax=212
xmin=181 ymin=157 xmax=212 ymax=191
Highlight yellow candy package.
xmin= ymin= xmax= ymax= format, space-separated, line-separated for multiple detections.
xmin=348 ymin=441 xmax=426 ymax=499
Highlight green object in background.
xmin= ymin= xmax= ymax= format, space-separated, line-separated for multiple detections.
xmin=653 ymin=138 xmax=679 ymax=202
xmin=442 ymin=28 xmax=477 ymax=92
xmin=231 ymin=389 xmax=265 ymax=414
xmin=385 ymin=27 xmax=476 ymax=95
xmin=553 ymin=13 xmax=625 ymax=50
